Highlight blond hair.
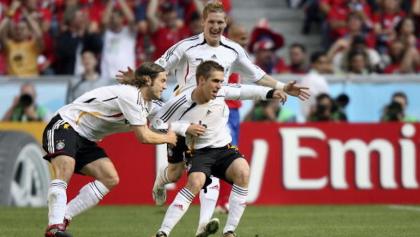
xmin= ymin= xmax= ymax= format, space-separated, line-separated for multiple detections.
xmin=202 ymin=1 xmax=225 ymax=20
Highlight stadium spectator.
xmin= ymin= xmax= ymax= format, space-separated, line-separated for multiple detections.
xmin=307 ymin=93 xmax=347 ymax=121
xmin=244 ymin=100 xmax=296 ymax=122
xmin=320 ymin=0 xmax=372 ymax=48
xmin=300 ymin=51 xmax=331 ymax=120
xmin=2 ymin=82 xmax=50 ymax=122
xmin=383 ymin=39 xmax=420 ymax=73
xmin=380 ymin=101 xmax=404 ymax=121
xmin=0 ymin=0 xmax=44 ymax=77
xmin=395 ymin=17 xmax=420 ymax=52
xmin=53 ymin=7 xmax=102 ymax=75
xmin=278 ymin=43 xmax=309 ymax=74
xmin=101 ymin=0 xmax=137 ymax=81
xmin=248 ymin=19 xmax=285 ymax=74
xmin=147 ymin=0 xmax=188 ymax=60
xmin=327 ymin=34 xmax=381 ymax=73
xmin=66 ymin=50 xmax=109 ymax=104
xmin=341 ymin=12 xmax=376 ymax=48
xmin=372 ymin=0 xmax=406 ymax=53
xmin=388 ymin=91 xmax=417 ymax=121
xmin=344 ymin=48 xmax=373 ymax=74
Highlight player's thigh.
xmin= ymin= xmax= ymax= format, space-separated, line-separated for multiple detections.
xmin=80 ymin=157 xmax=119 ymax=190
xmin=50 ymin=155 xmax=76 ymax=183
xmin=167 ymin=162 xmax=185 ymax=179
xmin=224 ymin=158 xmax=250 ymax=186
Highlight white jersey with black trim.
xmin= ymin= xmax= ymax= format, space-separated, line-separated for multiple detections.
xmin=155 ymin=33 xmax=266 ymax=93
xmin=58 ymin=84 xmax=154 ymax=141
xmin=151 ymin=84 xmax=271 ymax=149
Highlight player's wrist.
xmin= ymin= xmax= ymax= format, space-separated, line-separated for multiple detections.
xmin=275 ymin=81 xmax=285 ymax=90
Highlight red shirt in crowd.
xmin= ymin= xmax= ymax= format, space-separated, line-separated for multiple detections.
xmin=225 ymin=73 xmax=242 ymax=109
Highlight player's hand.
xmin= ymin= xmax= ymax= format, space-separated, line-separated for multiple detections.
xmin=166 ymin=130 xmax=177 ymax=146
xmin=186 ymin=124 xmax=206 ymax=137
xmin=116 ymin=67 xmax=135 ymax=82
xmin=271 ymin=90 xmax=287 ymax=105
xmin=283 ymin=80 xmax=310 ymax=101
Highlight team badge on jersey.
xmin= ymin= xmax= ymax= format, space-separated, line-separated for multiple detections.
xmin=56 ymin=140 xmax=65 ymax=150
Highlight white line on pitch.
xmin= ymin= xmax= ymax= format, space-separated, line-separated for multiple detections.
xmin=388 ymin=205 xmax=420 ymax=212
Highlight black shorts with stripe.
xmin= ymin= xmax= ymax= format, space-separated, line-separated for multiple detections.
xmin=167 ymin=135 xmax=190 ymax=164
xmin=188 ymin=145 xmax=244 ymax=184
xmin=42 ymin=114 xmax=107 ymax=174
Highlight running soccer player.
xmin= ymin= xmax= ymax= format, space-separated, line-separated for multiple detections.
xmin=149 ymin=1 xmax=309 ymax=236
xmin=42 ymin=62 xmax=177 ymax=237
xmin=154 ymin=61 xmax=294 ymax=237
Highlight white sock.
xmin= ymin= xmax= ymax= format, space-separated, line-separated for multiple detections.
xmin=65 ymin=180 xmax=109 ymax=220
xmin=223 ymin=185 xmax=248 ymax=233
xmin=196 ymin=176 xmax=220 ymax=234
xmin=155 ymin=166 xmax=171 ymax=187
xmin=159 ymin=188 xmax=195 ymax=235
xmin=48 ymin=179 xmax=68 ymax=225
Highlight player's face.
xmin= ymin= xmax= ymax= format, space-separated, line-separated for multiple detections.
xmin=202 ymin=12 xmax=227 ymax=46
xmin=202 ymin=70 xmax=224 ymax=101
xmin=150 ymin=72 xmax=168 ymax=100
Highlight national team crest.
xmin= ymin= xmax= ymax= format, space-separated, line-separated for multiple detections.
xmin=56 ymin=141 xmax=65 ymax=150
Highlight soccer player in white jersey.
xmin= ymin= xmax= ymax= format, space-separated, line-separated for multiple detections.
xmin=153 ymin=61 xmax=295 ymax=237
xmin=41 ymin=62 xmax=177 ymax=237
xmin=146 ymin=1 xmax=310 ymax=236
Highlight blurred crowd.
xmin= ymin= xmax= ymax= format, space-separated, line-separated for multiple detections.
xmin=0 ymin=0 xmax=418 ymax=123
xmin=301 ymin=0 xmax=420 ymax=74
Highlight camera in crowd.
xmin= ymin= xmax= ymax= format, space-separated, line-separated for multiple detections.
xmin=310 ymin=93 xmax=349 ymax=122
xmin=18 ymin=94 xmax=34 ymax=108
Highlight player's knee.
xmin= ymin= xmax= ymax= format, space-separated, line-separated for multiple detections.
xmin=102 ymin=174 xmax=120 ymax=190
xmin=234 ymin=168 xmax=250 ymax=187
xmin=187 ymin=173 xmax=206 ymax=195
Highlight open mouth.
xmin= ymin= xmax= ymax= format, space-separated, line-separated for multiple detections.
xmin=209 ymin=29 xmax=221 ymax=37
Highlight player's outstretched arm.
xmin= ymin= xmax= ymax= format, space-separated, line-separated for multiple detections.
xmin=256 ymin=74 xmax=310 ymax=101
xmin=132 ymin=125 xmax=177 ymax=146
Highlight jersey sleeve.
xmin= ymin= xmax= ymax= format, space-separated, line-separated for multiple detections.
xmin=117 ymin=92 xmax=148 ymax=126
xmin=233 ymin=46 xmax=266 ymax=83
xmin=154 ymin=41 xmax=186 ymax=71
xmin=222 ymin=84 xmax=271 ymax=100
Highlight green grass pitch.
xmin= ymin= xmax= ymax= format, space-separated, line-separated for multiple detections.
xmin=1 ymin=205 xmax=420 ymax=237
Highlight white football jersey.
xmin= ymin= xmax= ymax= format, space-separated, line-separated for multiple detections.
xmin=59 ymin=84 xmax=153 ymax=141
xmin=155 ymin=33 xmax=266 ymax=93
xmin=151 ymin=84 xmax=271 ymax=149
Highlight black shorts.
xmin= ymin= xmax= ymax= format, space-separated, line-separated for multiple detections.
xmin=42 ymin=114 xmax=108 ymax=174
xmin=167 ymin=135 xmax=190 ymax=164
xmin=188 ymin=144 xmax=244 ymax=184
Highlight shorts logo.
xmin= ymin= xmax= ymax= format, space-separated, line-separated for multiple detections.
xmin=63 ymin=123 xmax=70 ymax=129
xmin=56 ymin=141 xmax=65 ymax=150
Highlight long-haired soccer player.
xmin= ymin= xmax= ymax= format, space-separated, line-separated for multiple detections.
xmin=42 ymin=62 xmax=177 ymax=237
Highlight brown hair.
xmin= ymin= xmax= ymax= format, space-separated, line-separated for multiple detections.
xmin=202 ymin=1 xmax=225 ymax=20
xmin=118 ymin=62 xmax=165 ymax=88
xmin=196 ymin=60 xmax=224 ymax=84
